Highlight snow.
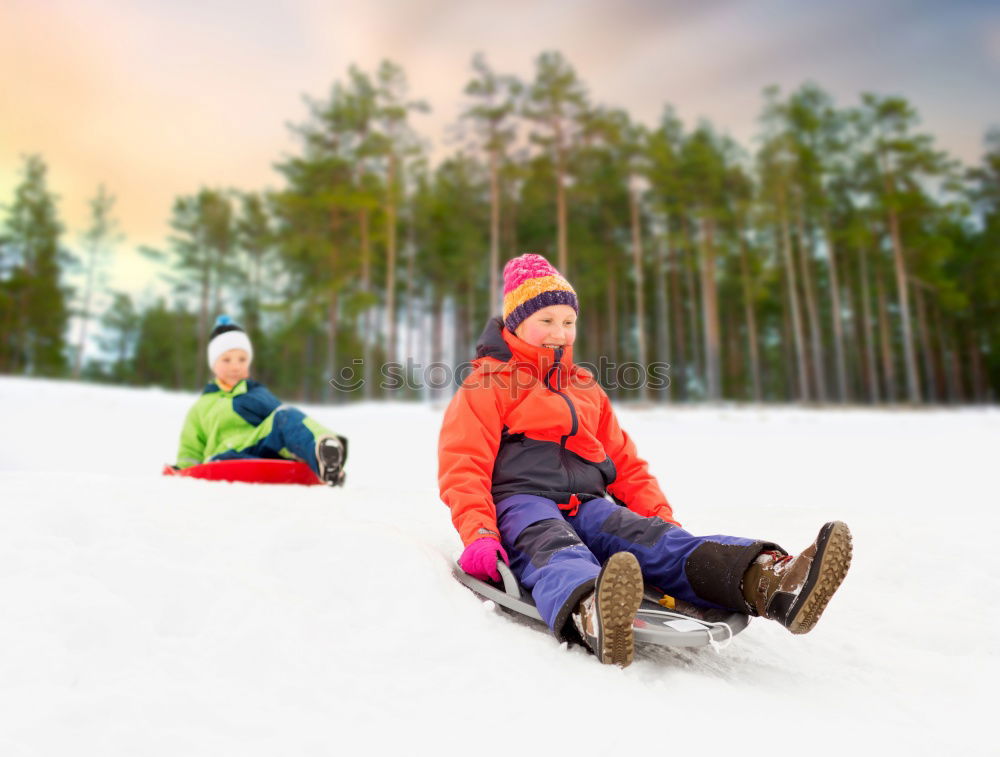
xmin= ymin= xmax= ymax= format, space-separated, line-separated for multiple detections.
xmin=1 ymin=376 xmax=997 ymax=755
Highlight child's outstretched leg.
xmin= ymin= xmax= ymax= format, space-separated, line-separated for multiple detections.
xmin=568 ymin=497 xmax=767 ymax=612
xmin=495 ymin=494 xmax=642 ymax=666
xmin=568 ymin=498 xmax=851 ymax=633
xmin=216 ymin=406 xmax=347 ymax=485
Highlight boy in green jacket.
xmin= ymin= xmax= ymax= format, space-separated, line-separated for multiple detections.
xmin=175 ymin=316 xmax=347 ymax=486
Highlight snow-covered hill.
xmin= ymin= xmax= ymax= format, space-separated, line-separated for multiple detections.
xmin=1 ymin=377 xmax=996 ymax=755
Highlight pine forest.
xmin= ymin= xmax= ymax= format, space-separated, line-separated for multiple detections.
xmin=2 ymin=53 xmax=998 ymax=404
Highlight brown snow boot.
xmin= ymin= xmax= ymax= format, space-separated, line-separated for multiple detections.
xmin=572 ymin=551 xmax=644 ymax=667
xmin=742 ymin=521 xmax=853 ymax=634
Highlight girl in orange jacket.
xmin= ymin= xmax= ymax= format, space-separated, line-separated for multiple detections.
xmin=439 ymin=254 xmax=852 ymax=667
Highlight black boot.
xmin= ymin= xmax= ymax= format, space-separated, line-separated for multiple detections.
xmin=316 ymin=435 xmax=347 ymax=487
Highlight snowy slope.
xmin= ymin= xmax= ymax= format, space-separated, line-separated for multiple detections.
xmin=0 ymin=377 xmax=997 ymax=756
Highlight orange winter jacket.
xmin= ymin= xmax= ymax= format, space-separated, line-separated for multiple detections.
xmin=438 ymin=318 xmax=679 ymax=547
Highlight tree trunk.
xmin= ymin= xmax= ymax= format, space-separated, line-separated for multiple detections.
xmin=669 ymin=240 xmax=687 ymax=401
xmin=655 ymin=231 xmax=671 ymax=401
xmin=73 ymin=245 xmax=97 ymax=378
xmin=327 ymin=291 xmax=338 ymax=403
xmin=0 ymin=291 xmax=14 ymax=372
xmin=606 ymin=258 xmax=618 ymax=369
xmin=619 ymin=262 xmax=630 ymax=368
xmin=779 ymin=265 xmax=795 ymax=401
xmin=968 ymin=330 xmax=986 ymax=403
xmin=197 ymin=259 xmax=210 ymax=386
xmin=173 ymin=307 xmax=185 ymax=389
xmin=385 ymin=151 xmax=399 ymax=364
xmin=301 ymin=329 xmax=313 ymax=403
xmin=454 ymin=284 xmax=467 ymax=367
xmin=326 ymin=209 xmax=342 ymax=403
xmin=931 ymin=299 xmax=956 ymax=403
xmin=467 ymin=273 xmax=476 ymax=359
xmin=738 ymin=234 xmax=762 ymax=402
xmin=946 ymin=320 xmax=964 ymax=403
xmin=724 ymin=300 xmax=742 ymax=399
xmin=279 ymin=321 xmax=291 ymax=394
xmin=683 ymin=222 xmax=704 ymax=395
xmin=360 ymin=205 xmax=373 ymax=401
xmin=858 ymin=245 xmax=880 ymax=403
xmin=249 ymin=247 xmax=261 ymax=337
xmin=555 ymin=120 xmax=569 ymax=273
xmin=882 ymin=170 xmax=921 ymax=403
xmin=912 ymin=279 xmax=937 ymax=402
xmin=794 ymin=203 xmax=826 ymax=402
xmin=874 ymin=262 xmax=897 ymax=403
xmin=431 ymin=289 xmax=444 ymax=402
xmin=698 ymin=215 xmax=721 ymax=401
xmin=405 ymin=211 xmax=417 ymax=371
xmin=822 ymin=216 xmax=849 ymax=402
xmin=489 ymin=148 xmax=501 ymax=312
xmin=777 ymin=191 xmax=809 ymax=401
xmin=629 ymin=182 xmax=648 ymax=401
xmin=586 ymin=312 xmax=601 ymax=367
xmin=504 ymin=179 xmax=518 ymax=261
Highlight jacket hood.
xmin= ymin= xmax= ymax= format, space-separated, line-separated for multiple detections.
xmin=473 ymin=317 xmax=577 ymax=379
xmin=474 ymin=317 xmax=512 ymax=362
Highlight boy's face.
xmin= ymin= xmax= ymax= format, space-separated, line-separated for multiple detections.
xmin=514 ymin=305 xmax=577 ymax=349
xmin=213 ymin=348 xmax=250 ymax=387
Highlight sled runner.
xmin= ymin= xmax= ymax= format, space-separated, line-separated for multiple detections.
xmin=454 ymin=560 xmax=750 ymax=649
xmin=162 ymin=459 xmax=323 ymax=486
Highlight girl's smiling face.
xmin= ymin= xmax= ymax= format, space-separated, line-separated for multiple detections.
xmin=514 ymin=304 xmax=578 ymax=349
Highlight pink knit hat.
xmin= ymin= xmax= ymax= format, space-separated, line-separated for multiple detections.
xmin=502 ymin=254 xmax=578 ymax=333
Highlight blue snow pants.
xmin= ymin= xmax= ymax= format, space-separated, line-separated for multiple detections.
xmin=496 ymin=494 xmax=777 ymax=638
xmin=210 ymin=407 xmax=325 ymax=476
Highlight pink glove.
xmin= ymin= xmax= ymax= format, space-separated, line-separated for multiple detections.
xmin=459 ymin=537 xmax=509 ymax=583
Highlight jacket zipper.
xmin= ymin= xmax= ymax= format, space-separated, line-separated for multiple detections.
xmin=545 ymin=347 xmax=578 ymax=449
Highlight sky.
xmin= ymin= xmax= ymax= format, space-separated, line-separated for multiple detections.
xmin=1 ymin=0 xmax=999 ymax=299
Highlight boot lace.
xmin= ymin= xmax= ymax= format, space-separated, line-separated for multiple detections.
xmin=759 ymin=550 xmax=794 ymax=574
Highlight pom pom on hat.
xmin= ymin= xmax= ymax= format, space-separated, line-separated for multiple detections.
xmin=207 ymin=315 xmax=253 ymax=369
xmin=501 ymin=253 xmax=578 ymax=333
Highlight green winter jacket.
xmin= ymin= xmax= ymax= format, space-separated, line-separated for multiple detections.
xmin=175 ymin=379 xmax=286 ymax=468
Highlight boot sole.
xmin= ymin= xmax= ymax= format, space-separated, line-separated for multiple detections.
xmin=787 ymin=521 xmax=853 ymax=634
xmin=317 ymin=438 xmax=344 ymax=486
xmin=595 ymin=552 xmax=644 ymax=667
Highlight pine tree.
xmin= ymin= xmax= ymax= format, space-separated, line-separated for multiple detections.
xmin=524 ymin=51 xmax=588 ymax=274
xmin=0 ymin=154 xmax=70 ymax=375
xmin=462 ymin=53 xmax=522 ymax=311
xmin=74 ymin=185 xmax=121 ymax=378
xmin=162 ymin=189 xmax=237 ymax=385
xmin=375 ymin=60 xmax=427 ymax=365
xmin=854 ymin=94 xmax=953 ymax=403
xmin=97 ymin=292 xmax=139 ymax=383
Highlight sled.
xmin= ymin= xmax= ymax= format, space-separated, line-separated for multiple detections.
xmin=162 ymin=459 xmax=323 ymax=486
xmin=454 ymin=560 xmax=750 ymax=649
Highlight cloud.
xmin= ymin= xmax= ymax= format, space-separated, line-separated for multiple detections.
xmin=0 ymin=0 xmax=994 ymax=251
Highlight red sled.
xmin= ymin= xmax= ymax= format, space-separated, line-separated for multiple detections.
xmin=162 ymin=459 xmax=323 ymax=486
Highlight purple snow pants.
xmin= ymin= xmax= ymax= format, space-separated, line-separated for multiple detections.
xmin=495 ymin=494 xmax=778 ymax=638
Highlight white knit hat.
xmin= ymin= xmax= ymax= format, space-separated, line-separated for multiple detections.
xmin=207 ymin=315 xmax=253 ymax=369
